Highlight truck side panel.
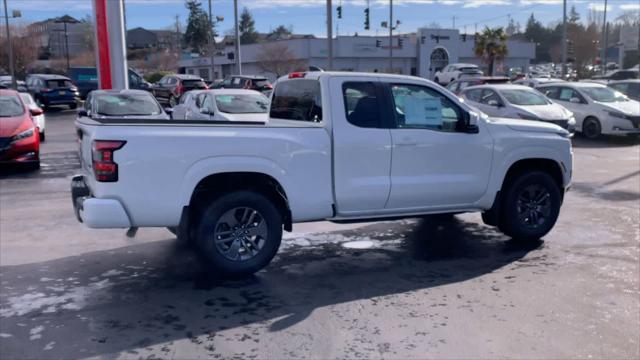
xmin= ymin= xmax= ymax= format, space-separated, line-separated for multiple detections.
xmin=79 ymin=123 xmax=334 ymax=226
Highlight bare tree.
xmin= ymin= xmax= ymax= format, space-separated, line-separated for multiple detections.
xmin=255 ymin=42 xmax=306 ymax=78
xmin=0 ymin=25 xmax=39 ymax=77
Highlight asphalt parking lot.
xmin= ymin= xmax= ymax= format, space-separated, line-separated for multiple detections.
xmin=1 ymin=108 xmax=638 ymax=359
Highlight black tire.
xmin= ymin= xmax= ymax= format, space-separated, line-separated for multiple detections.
xmin=39 ymin=132 xmax=45 ymax=142
xmin=169 ymin=95 xmax=177 ymax=107
xmin=69 ymin=103 xmax=77 ymax=110
xmin=196 ymin=191 xmax=283 ymax=277
xmin=582 ymin=117 xmax=601 ymax=139
xmin=500 ymin=171 xmax=562 ymax=242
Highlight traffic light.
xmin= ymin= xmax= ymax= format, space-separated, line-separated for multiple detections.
xmin=376 ymin=39 xmax=382 ymax=47
xmin=364 ymin=8 xmax=370 ymax=30
xmin=337 ymin=6 xmax=342 ymax=19
xmin=398 ymin=38 xmax=403 ymax=48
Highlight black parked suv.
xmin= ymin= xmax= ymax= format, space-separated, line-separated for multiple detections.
xmin=26 ymin=74 xmax=80 ymax=109
xmin=150 ymin=74 xmax=208 ymax=107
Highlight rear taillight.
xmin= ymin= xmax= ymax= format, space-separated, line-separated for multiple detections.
xmin=176 ymin=82 xmax=184 ymax=94
xmin=41 ymin=88 xmax=51 ymax=92
xmin=92 ymin=140 xmax=126 ymax=182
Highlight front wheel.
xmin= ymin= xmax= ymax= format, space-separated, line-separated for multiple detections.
xmin=196 ymin=191 xmax=283 ymax=277
xmin=500 ymin=171 xmax=562 ymax=242
xmin=169 ymin=95 xmax=177 ymax=107
xmin=582 ymin=117 xmax=601 ymax=139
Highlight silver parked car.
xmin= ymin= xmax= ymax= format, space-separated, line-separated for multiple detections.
xmin=171 ymin=89 xmax=269 ymax=122
xmin=79 ymin=89 xmax=170 ymax=120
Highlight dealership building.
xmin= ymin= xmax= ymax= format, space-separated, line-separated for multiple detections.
xmin=178 ymin=28 xmax=536 ymax=81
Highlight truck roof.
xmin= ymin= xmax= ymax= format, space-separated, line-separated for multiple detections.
xmin=277 ymin=71 xmax=432 ymax=83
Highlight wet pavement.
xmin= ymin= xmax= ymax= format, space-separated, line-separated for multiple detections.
xmin=1 ymin=109 xmax=638 ymax=359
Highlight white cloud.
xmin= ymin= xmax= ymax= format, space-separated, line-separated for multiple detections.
xmin=587 ymin=3 xmax=613 ymax=12
xmin=519 ymin=0 xmax=562 ymax=4
xmin=619 ymin=3 xmax=640 ymax=11
xmin=463 ymin=0 xmax=510 ymax=8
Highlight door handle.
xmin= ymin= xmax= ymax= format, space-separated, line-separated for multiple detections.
xmin=396 ymin=138 xmax=417 ymax=146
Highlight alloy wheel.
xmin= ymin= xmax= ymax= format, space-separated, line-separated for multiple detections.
xmin=516 ymin=184 xmax=552 ymax=230
xmin=213 ymin=207 xmax=268 ymax=261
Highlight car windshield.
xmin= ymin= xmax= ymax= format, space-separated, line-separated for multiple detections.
xmin=94 ymin=93 xmax=162 ymax=116
xmin=0 ymin=95 xmax=25 ymax=117
xmin=581 ymin=86 xmax=628 ymax=102
xmin=500 ymin=89 xmax=550 ymax=105
xmin=19 ymin=93 xmax=35 ymax=105
xmin=215 ymin=94 xmax=269 ymax=114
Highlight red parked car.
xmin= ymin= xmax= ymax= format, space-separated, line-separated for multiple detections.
xmin=0 ymin=89 xmax=42 ymax=169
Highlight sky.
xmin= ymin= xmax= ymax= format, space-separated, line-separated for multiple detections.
xmin=4 ymin=0 xmax=640 ymax=38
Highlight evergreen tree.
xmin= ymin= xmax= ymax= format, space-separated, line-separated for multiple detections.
xmin=239 ymin=7 xmax=259 ymax=44
xmin=183 ymin=0 xmax=215 ymax=54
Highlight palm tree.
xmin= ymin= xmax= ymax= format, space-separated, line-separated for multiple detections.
xmin=474 ymin=27 xmax=508 ymax=76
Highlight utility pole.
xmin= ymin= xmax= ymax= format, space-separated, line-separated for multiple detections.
xmin=233 ymin=0 xmax=241 ymax=74
xmin=389 ymin=0 xmax=393 ymax=73
xmin=3 ymin=0 xmax=16 ymax=89
xmin=561 ymin=0 xmax=567 ymax=78
xmin=327 ymin=0 xmax=333 ymax=70
xmin=600 ymin=0 xmax=608 ymax=75
xmin=208 ymin=0 xmax=215 ymax=80
xmin=452 ymin=15 xmax=457 ymax=29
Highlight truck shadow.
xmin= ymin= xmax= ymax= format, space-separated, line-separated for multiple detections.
xmin=0 ymin=216 xmax=544 ymax=358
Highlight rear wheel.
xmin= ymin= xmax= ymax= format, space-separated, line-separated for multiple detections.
xmin=500 ymin=171 xmax=561 ymax=242
xmin=196 ymin=191 xmax=283 ymax=277
xmin=39 ymin=131 xmax=45 ymax=142
xmin=582 ymin=117 xmax=601 ymax=139
xmin=169 ymin=95 xmax=177 ymax=107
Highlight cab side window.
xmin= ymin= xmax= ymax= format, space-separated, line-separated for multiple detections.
xmin=342 ymin=82 xmax=381 ymax=128
xmin=479 ymin=89 xmax=502 ymax=106
xmin=391 ymin=84 xmax=463 ymax=132
xmin=540 ymin=86 xmax=559 ymax=99
xmin=464 ymin=88 xmax=483 ymax=102
xmin=557 ymin=87 xmax=585 ymax=103
xmin=201 ymin=94 xmax=214 ymax=112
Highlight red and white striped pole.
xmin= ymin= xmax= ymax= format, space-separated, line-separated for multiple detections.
xmin=92 ymin=0 xmax=129 ymax=90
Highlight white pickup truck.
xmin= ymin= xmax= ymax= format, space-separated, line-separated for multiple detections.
xmin=72 ymin=72 xmax=573 ymax=276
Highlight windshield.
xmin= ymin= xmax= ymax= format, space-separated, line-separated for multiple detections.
xmin=581 ymin=86 xmax=628 ymax=102
xmin=500 ymin=89 xmax=550 ymax=106
xmin=215 ymin=94 xmax=269 ymax=114
xmin=0 ymin=95 xmax=25 ymax=117
xmin=95 ymin=93 xmax=162 ymax=116
xmin=19 ymin=93 xmax=35 ymax=105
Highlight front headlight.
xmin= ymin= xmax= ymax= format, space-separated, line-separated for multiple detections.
xmin=11 ymin=128 xmax=35 ymax=143
xmin=606 ymin=110 xmax=628 ymax=119
xmin=568 ymin=116 xmax=576 ymax=125
xmin=517 ymin=112 xmax=540 ymax=121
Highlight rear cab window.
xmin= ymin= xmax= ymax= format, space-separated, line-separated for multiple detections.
xmin=47 ymin=79 xmax=73 ymax=88
xmin=269 ymin=79 xmax=322 ymax=123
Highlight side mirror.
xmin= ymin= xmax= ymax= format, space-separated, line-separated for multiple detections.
xmin=139 ymin=82 xmax=151 ymax=89
xmin=569 ymin=97 xmax=581 ymax=104
xmin=30 ymin=108 xmax=43 ymax=116
xmin=77 ymin=109 xmax=88 ymax=117
xmin=460 ymin=111 xmax=480 ymax=134
xmin=200 ymin=107 xmax=211 ymax=115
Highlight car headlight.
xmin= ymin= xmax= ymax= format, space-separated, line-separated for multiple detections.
xmin=606 ymin=110 xmax=628 ymax=119
xmin=567 ymin=115 xmax=576 ymax=125
xmin=11 ymin=128 xmax=35 ymax=143
xmin=517 ymin=112 xmax=540 ymax=121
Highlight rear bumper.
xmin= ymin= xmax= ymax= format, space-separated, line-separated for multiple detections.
xmin=71 ymin=175 xmax=132 ymax=228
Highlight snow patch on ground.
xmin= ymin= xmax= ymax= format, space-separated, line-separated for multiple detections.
xmin=0 ymin=333 xmax=13 ymax=338
xmin=0 ymin=279 xmax=111 ymax=317
xmin=29 ymin=325 xmax=44 ymax=340
xmin=44 ymin=341 xmax=56 ymax=350
xmin=101 ymin=269 xmax=124 ymax=277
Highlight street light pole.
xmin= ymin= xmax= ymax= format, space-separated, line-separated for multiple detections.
xmin=601 ymin=0 xmax=608 ymax=75
xmin=3 ymin=0 xmax=16 ymax=89
xmin=389 ymin=0 xmax=393 ymax=73
xmin=233 ymin=0 xmax=241 ymax=74
xmin=327 ymin=0 xmax=332 ymax=70
xmin=208 ymin=0 xmax=215 ymax=81
xmin=561 ymin=0 xmax=567 ymax=79
xmin=64 ymin=22 xmax=70 ymax=70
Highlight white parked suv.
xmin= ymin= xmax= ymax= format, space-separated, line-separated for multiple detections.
xmin=72 ymin=71 xmax=573 ymax=276
xmin=434 ymin=63 xmax=483 ymax=85
xmin=537 ymin=82 xmax=640 ymax=139
xmin=461 ymin=84 xmax=575 ymax=133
